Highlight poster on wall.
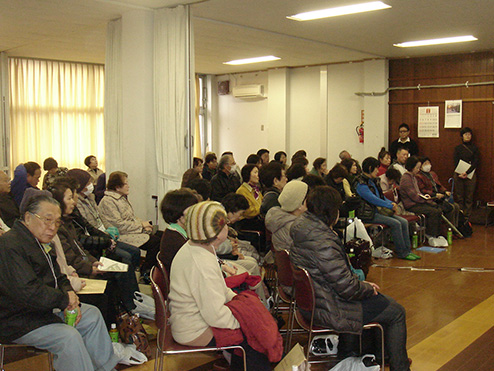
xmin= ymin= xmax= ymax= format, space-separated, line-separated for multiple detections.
xmin=418 ymin=106 xmax=439 ymax=138
xmin=444 ymin=100 xmax=462 ymax=128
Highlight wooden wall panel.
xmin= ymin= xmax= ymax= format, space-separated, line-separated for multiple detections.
xmin=389 ymin=52 xmax=494 ymax=202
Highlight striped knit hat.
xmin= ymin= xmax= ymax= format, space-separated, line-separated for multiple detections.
xmin=185 ymin=201 xmax=227 ymax=243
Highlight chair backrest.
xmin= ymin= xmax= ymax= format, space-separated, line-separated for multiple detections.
xmin=274 ymin=249 xmax=293 ymax=287
xmin=291 ymin=264 xmax=315 ymax=314
xmin=155 ymin=255 xmax=170 ymax=300
xmin=151 ymin=266 xmax=167 ymax=334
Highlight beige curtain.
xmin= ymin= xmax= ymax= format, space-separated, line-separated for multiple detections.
xmin=9 ymin=58 xmax=105 ymax=171
xmin=194 ymin=75 xmax=201 ymax=158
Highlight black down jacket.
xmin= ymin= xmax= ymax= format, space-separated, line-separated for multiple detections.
xmin=290 ymin=212 xmax=374 ymax=333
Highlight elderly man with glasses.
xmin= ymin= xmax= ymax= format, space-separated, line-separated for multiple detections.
xmin=0 ymin=194 xmax=118 ymax=371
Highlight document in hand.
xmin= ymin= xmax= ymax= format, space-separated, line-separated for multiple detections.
xmin=99 ymin=256 xmax=129 ymax=272
xmin=454 ymin=159 xmax=475 ymax=179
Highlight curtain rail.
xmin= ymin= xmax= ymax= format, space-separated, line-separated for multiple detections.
xmin=355 ymin=80 xmax=494 ymax=97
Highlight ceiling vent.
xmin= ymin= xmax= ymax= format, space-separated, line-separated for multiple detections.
xmin=232 ymin=84 xmax=265 ymax=99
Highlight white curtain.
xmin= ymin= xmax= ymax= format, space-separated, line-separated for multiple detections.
xmin=0 ymin=52 xmax=10 ymax=172
xmin=9 ymin=58 xmax=105 ymax=171
xmin=104 ymin=18 xmax=123 ymax=175
xmin=154 ymin=5 xmax=194 ymax=197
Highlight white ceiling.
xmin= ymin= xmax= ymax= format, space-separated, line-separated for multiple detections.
xmin=1 ymin=0 xmax=493 ymax=74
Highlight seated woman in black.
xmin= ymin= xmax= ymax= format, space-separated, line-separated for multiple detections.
xmin=290 ymin=186 xmax=411 ymax=371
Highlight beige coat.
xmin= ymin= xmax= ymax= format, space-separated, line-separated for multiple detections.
xmin=98 ymin=190 xmax=149 ymax=247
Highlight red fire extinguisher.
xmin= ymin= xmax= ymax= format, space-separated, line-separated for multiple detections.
xmin=356 ymin=110 xmax=364 ymax=143
xmin=356 ymin=123 xmax=364 ymax=143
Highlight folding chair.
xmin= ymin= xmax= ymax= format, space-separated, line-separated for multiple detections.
xmin=290 ymin=264 xmax=384 ymax=368
xmin=0 ymin=343 xmax=53 ymax=371
xmin=150 ymin=266 xmax=247 ymax=371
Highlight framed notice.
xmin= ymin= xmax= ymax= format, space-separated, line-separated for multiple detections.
xmin=418 ymin=106 xmax=439 ymax=138
xmin=445 ymin=100 xmax=462 ymax=128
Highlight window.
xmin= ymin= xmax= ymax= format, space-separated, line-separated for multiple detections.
xmin=9 ymin=58 xmax=105 ymax=171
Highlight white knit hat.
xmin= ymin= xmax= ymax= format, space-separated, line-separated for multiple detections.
xmin=279 ymin=180 xmax=308 ymax=212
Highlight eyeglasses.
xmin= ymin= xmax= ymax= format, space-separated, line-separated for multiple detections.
xmin=399 ymin=129 xmax=409 ymax=133
xmin=30 ymin=212 xmax=63 ymax=228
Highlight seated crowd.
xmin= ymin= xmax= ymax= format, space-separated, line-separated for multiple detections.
xmin=0 ymin=138 xmax=466 ymax=370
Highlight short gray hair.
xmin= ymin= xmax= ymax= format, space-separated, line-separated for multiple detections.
xmin=22 ymin=195 xmax=60 ymax=220
xmin=218 ymin=154 xmax=232 ymax=170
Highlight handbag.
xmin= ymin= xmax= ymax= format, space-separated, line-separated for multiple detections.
xmin=344 ymin=218 xmax=372 ymax=277
xmin=116 ymin=310 xmax=152 ymax=358
xmin=377 ymin=206 xmax=395 ymax=217
xmin=355 ymin=199 xmax=375 ymax=221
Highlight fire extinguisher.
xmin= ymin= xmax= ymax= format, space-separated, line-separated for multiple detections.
xmin=356 ymin=124 xmax=364 ymax=143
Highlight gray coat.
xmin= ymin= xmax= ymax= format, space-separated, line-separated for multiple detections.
xmin=98 ymin=190 xmax=149 ymax=247
xmin=265 ymin=206 xmax=297 ymax=252
xmin=290 ymin=212 xmax=374 ymax=333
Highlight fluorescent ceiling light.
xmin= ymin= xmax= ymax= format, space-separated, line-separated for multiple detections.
xmin=394 ymin=35 xmax=478 ymax=48
xmin=223 ymin=56 xmax=281 ymax=65
xmin=287 ymin=1 xmax=391 ymax=21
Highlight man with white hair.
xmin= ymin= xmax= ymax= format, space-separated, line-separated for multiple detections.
xmin=0 ymin=194 xmax=118 ymax=371
xmin=210 ymin=154 xmax=241 ymax=202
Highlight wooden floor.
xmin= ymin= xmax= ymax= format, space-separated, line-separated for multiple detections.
xmin=4 ymin=224 xmax=494 ymax=370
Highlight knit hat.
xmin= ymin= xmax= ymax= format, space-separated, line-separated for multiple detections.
xmin=185 ymin=201 xmax=227 ymax=243
xmin=20 ymin=188 xmax=53 ymax=214
xmin=66 ymin=169 xmax=92 ymax=193
xmin=279 ymin=180 xmax=308 ymax=212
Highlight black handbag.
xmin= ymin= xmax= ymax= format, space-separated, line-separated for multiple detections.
xmin=355 ymin=199 xmax=375 ymax=222
xmin=344 ymin=218 xmax=372 ymax=277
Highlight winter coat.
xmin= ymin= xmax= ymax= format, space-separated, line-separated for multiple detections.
xmin=58 ymin=215 xmax=98 ymax=277
xmin=290 ymin=212 xmax=374 ymax=333
xmin=0 ymin=221 xmax=73 ymax=342
xmin=416 ymin=171 xmax=447 ymax=197
xmin=76 ymin=193 xmax=109 ymax=230
xmin=98 ymin=190 xmax=149 ymax=247
xmin=265 ymin=206 xmax=297 ymax=252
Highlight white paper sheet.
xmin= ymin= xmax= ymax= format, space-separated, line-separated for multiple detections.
xmin=454 ymin=159 xmax=475 ymax=179
xmin=77 ymin=278 xmax=107 ymax=294
xmin=99 ymin=256 xmax=129 ymax=272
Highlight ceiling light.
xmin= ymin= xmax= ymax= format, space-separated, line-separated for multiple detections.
xmin=394 ymin=35 xmax=478 ymax=48
xmin=223 ymin=56 xmax=281 ymax=65
xmin=287 ymin=1 xmax=391 ymax=21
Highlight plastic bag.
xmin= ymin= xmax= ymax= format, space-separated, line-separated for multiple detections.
xmin=345 ymin=217 xmax=373 ymax=247
xmin=112 ymin=342 xmax=148 ymax=365
xmin=329 ymin=354 xmax=380 ymax=371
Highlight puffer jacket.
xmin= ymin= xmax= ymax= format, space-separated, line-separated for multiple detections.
xmin=265 ymin=206 xmax=298 ymax=252
xmin=290 ymin=212 xmax=374 ymax=333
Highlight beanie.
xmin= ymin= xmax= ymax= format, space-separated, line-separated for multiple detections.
xmin=185 ymin=201 xmax=227 ymax=243
xmin=279 ymin=180 xmax=308 ymax=212
xmin=66 ymin=169 xmax=92 ymax=194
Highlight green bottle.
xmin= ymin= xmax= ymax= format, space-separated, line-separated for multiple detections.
xmin=447 ymin=228 xmax=453 ymax=245
xmin=109 ymin=323 xmax=119 ymax=343
xmin=412 ymin=231 xmax=418 ymax=249
xmin=65 ymin=308 xmax=78 ymax=327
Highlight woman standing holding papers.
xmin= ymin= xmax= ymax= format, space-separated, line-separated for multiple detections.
xmin=453 ymin=127 xmax=479 ymax=220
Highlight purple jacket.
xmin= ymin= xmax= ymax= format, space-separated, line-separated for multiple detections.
xmin=399 ymin=172 xmax=428 ymax=209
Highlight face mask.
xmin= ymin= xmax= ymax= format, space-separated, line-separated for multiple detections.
xmin=422 ymin=164 xmax=432 ymax=173
xmin=82 ymin=183 xmax=94 ymax=197
xmin=229 ymin=166 xmax=236 ymax=174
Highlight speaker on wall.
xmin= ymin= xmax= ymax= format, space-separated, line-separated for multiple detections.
xmin=218 ymin=80 xmax=230 ymax=95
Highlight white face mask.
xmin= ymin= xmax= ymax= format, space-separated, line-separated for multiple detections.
xmin=422 ymin=164 xmax=432 ymax=173
xmin=82 ymin=182 xmax=94 ymax=197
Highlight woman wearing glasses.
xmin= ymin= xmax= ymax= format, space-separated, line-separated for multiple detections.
xmin=49 ymin=177 xmax=153 ymax=321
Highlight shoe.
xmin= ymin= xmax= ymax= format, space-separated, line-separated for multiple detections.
xmin=401 ymin=253 xmax=419 ymax=261
xmin=410 ymin=253 xmax=421 ymax=259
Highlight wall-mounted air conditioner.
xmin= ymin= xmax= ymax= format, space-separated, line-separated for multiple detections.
xmin=232 ymin=84 xmax=265 ymax=99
